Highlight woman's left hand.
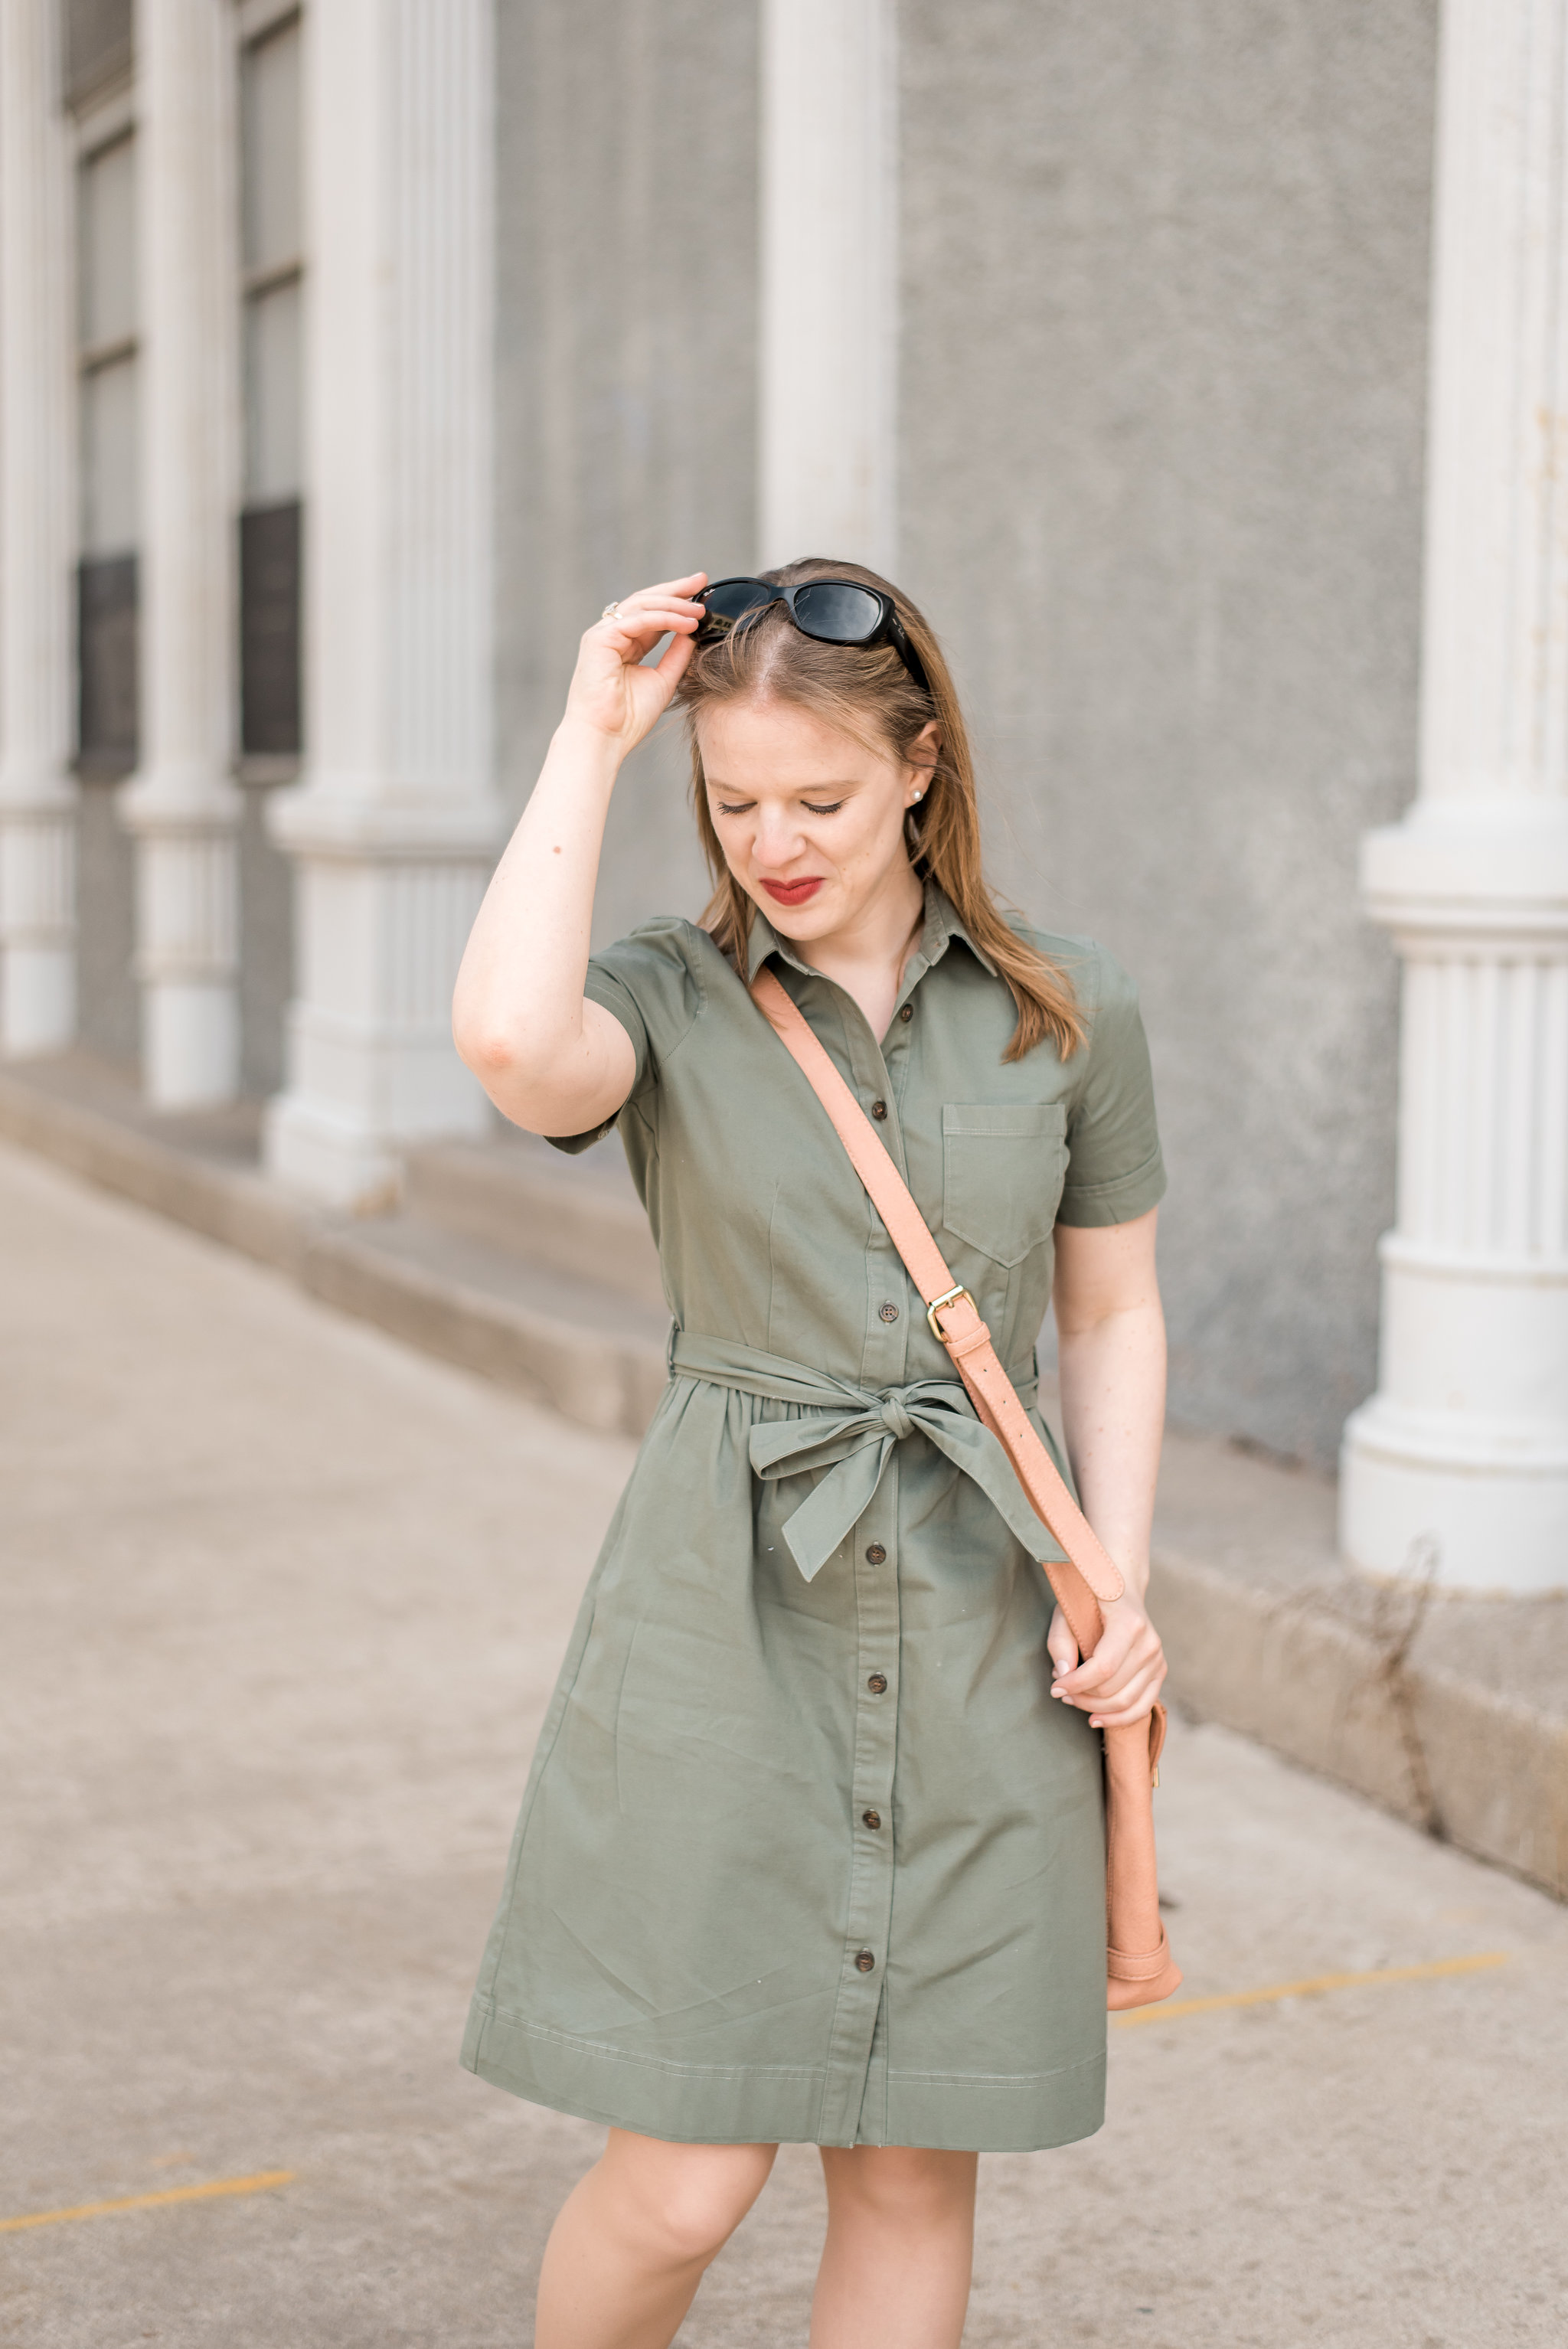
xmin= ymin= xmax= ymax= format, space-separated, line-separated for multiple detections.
xmin=1046 ymin=1593 xmax=1167 ymax=1729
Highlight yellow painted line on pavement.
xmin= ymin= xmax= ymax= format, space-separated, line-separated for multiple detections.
xmin=1113 ymin=1949 xmax=1509 ymax=2029
xmin=0 ymin=2168 xmax=295 ymax=2235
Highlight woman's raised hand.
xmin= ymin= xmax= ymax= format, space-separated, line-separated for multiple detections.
xmin=564 ymin=573 xmax=708 ymax=757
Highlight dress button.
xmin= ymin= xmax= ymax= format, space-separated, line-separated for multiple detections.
xmin=855 ymin=1949 xmax=877 ymax=1973
xmin=899 ymin=1003 xmax=913 ymax=1023
xmin=862 ymin=1809 xmax=882 ymax=1830
xmin=871 ymin=1099 xmax=888 ymax=1119
xmin=865 ymin=1543 xmax=886 ymax=1564
xmin=867 ymin=1672 xmax=887 ymax=1694
xmin=878 ymin=1301 xmax=900 ymax=1323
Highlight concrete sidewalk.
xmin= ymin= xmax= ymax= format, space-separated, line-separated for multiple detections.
xmin=2 ymin=1139 xmax=1565 ymax=2348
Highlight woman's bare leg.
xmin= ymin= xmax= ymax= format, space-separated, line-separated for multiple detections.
xmin=534 ymin=2128 xmax=778 ymax=2349
xmin=810 ymin=2146 xmax=978 ymax=2349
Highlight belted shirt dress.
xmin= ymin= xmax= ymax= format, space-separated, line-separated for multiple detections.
xmin=462 ymin=886 xmax=1167 ymax=2152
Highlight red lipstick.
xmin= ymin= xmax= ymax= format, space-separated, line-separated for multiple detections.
xmin=761 ymin=877 xmax=824 ymax=907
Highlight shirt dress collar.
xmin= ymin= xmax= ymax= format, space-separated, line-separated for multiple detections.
xmin=744 ymin=880 xmax=998 ymax=986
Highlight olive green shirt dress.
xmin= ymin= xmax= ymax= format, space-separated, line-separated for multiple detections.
xmin=462 ymin=884 xmax=1166 ymax=2152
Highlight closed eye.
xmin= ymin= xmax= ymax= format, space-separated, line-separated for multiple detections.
xmin=710 ymin=795 xmax=848 ymax=817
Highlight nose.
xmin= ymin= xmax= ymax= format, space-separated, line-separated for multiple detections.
xmin=752 ymin=803 xmax=807 ymax=867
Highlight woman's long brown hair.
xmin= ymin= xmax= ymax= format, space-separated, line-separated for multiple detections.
xmin=673 ymin=556 xmax=1084 ymax=1062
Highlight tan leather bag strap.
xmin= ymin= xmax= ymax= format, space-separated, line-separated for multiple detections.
xmin=752 ymin=968 xmax=1123 ymax=1662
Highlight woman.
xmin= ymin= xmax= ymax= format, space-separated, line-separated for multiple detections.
xmin=453 ymin=560 xmax=1168 ymax=2349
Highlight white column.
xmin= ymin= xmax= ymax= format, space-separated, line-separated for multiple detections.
xmin=119 ymin=0 xmax=242 ymax=1107
xmin=758 ymin=0 xmax=897 ymax=573
xmin=1341 ymin=0 xmax=1568 ymax=1594
xmin=263 ymin=0 xmax=500 ymax=1210
xmin=0 ymin=0 xmax=79 ymax=1055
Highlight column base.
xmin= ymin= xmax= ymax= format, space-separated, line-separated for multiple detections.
xmin=263 ymin=1087 xmax=404 ymax=1215
xmin=0 ymin=780 xmax=77 ymax=1053
xmin=1341 ymin=1397 xmax=1568 ymax=1594
xmin=142 ymin=979 xmax=240 ymax=1109
xmin=263 ymin=786 xmax=502 ymax=1212
xmin=1 ymin=942 xmax=75 ymax=1055
xmin=120 ymin=771 xmax=242 ymax=1109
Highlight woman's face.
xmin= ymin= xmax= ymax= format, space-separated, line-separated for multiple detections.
xmin=697 ymin=696 xmax=936 ymax=947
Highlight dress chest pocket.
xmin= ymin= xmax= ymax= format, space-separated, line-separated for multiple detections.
xmin=941 ymin=1102 xmax=1069 ymax=1269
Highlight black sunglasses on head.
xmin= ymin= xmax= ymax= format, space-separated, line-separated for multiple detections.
xmin=697 ymin=577 xmax=931 ymax=694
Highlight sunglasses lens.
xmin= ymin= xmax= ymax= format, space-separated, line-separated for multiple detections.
xmin=701 ymin=580 xmax=776 ymax=626
xmin=791 ymin=581 xmax=884 ymax=644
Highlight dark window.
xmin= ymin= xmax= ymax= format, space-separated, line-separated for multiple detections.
xmin=64 ymin=0 xmax=133 ymax=112
xmin=240 ymin=500 xmax=302 ymax=756
xmin=77 ymin=552 xmax=139 ymax=773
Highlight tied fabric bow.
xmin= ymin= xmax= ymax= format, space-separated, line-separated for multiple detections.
xmin=668 ymin=1331 xmax=1070 ymax=1583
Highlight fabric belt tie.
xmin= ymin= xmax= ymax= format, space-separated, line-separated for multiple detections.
xmin=668 ymin=1329 xmax=1070 ymax=1583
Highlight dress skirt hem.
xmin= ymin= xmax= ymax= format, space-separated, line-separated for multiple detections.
xmin=461 ymin=1998 xmax=1107 ymax=2155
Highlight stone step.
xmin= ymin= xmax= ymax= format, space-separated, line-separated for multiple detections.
xmin=317 ymin=1207 xmax=668 ymax=1435
xmin=405 ymin=1129 xmax=666 ymax=1312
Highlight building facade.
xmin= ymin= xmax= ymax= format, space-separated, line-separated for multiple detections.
xmin=2 ymin=0 xmax=1565 ymax=1591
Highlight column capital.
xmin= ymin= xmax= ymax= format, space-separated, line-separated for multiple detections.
xmin=266 ymin=787 xmax=502 ymax=863
xmin=0 ymin=760 xmax=79 ymax=819
xmin=119 ymin=769 xmax=245 ymax=837
xmin=1360 ymin=804 xmax=1568 ymax=942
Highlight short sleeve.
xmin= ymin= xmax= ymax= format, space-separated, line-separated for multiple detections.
xmin=545 ymin=918 xmax=705 ymax=1155
xmin=1055 ymin=946 xmax=1167 ymax=1227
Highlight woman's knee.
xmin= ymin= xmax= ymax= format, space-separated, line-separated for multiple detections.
xmin=602 ymin=2132 xmax=778 ymax=2267
xmin=820 ymin=2145 xmax=978 ymax=2229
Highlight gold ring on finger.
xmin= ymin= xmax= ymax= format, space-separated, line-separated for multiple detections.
xmin=601 ymin=600 xmax=621 ymax=620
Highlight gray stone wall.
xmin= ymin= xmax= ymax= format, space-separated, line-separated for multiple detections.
xmin=493 ymin=0 xmax=760 ymax=949
xmin=898 ymin=0 xmax=1439 ymax=1465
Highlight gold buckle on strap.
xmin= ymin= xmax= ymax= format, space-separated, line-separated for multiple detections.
xmin=926 ymin=1282 xmax=975 ymax=1340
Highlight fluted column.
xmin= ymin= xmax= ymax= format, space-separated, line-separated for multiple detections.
xmin=119 ymin=0 xmax=242 ymax=1106
xmin=758 ymin=0 xmax=897 ymax=571
xmin=263 ymin=0 xmax=500 ymax=1209
xmin=0 ymin=0 xmax=78 ymax=1055
xmin=1341 ymin=0 xmax=1568 ymax=1593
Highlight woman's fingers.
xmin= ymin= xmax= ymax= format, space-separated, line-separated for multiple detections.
xmin=1049 ymin=1599 xmax=1165 ymax=1725
xmin=595 ymin=575 xmax=707 ymax=630
xmin=596 ymin=602 xmax=701 ymax=649
xmin=1056 ymin=1655 xmax=1167 ymax=1728
xmin=1045 ymin=1604 xmax=1080 ymax=1681
xmin=1087 ymin=1653 xmax=1167 ymax=1725
xmin=564 ymin=572 xmax=708 ymax=750
xmin=650 ymin=626 xmax=698 ymax=688
xmin=1054 ymin=1635 xmax=1142 ymax=1699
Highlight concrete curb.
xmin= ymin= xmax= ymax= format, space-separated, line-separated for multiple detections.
xmin=1152 ymin=1549 xmax=1568 ymax=1901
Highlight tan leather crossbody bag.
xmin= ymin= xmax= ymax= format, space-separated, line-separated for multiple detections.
xmin=753 ymin=969 xmax=1182 ymax=2012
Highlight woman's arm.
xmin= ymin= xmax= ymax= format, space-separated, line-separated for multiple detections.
xmin=452 ymin=573 xmax=707 ymax=1136
xmin=1046 ymin=1206 xmax=1168 ymax=1727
